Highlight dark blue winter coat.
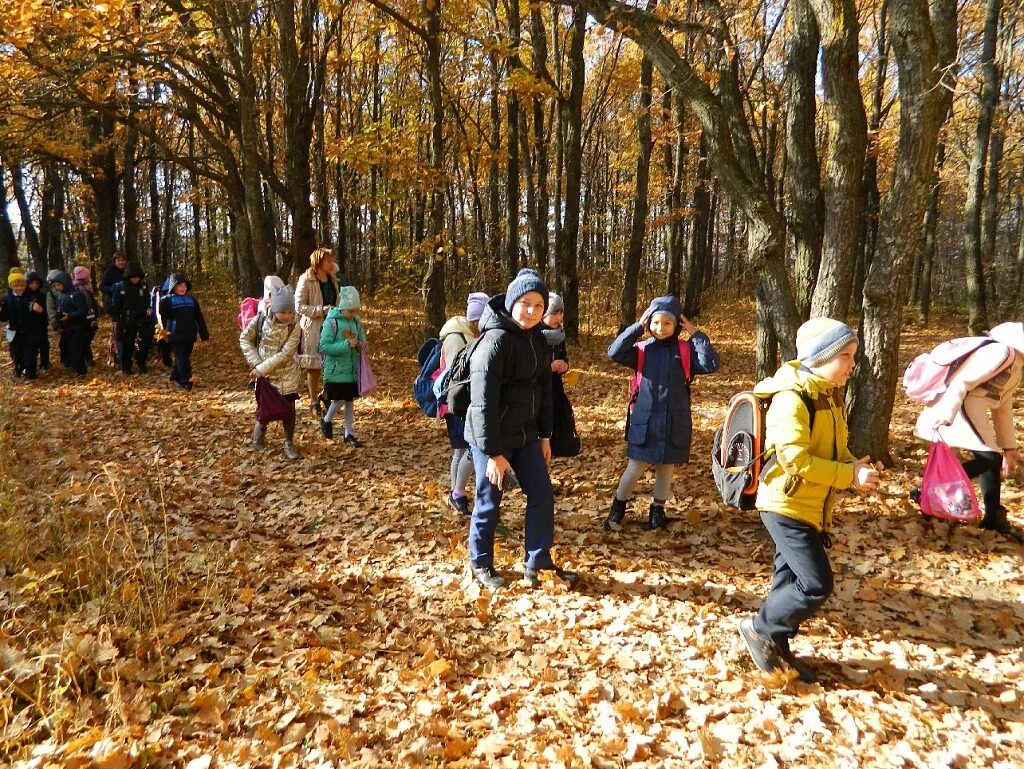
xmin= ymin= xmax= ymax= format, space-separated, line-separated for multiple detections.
xmin=464 ymin=294 xmax=553 ymax=456
xmin=608 ymin=297 xmax=719 ymax=465
xmin=56 ymin=288 xmax=89 ymax=329
xmin=159 ymin=293 xmax=210 ymax=343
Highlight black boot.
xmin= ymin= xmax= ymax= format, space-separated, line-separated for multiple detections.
xmin=648 ymin=503 xmax=669 ymax=531
xmin=980 ymin=506 xmax=1024 ymax=543
xmin=604 ymin=498 xmax=627 ymax=531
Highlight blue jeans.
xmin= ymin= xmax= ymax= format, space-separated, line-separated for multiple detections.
xmin=469 ymin=441 xmax=555 ymax=570
xmin=753 ymin=511 xmax=834 ymax=650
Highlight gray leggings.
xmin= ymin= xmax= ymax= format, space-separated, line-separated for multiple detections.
xmin=451 ymin=448 xmax=474 ymax=494
xmin=615 ymin=459 xmax=675 ymax=502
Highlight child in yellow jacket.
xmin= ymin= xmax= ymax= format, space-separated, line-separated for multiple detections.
xmin=739 ymin=318 xmax=880 ymax=683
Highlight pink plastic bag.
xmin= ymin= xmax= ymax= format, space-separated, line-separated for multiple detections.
xmin=358 ymin=347 xmax=377 ymax=397
xmin=920 ymin=439 xmax=982 ymax=522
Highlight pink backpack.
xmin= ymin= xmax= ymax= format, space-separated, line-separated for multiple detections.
xmin=237 ymin=297 xmax=261 ymax=330
xmin=902 ymin=337 xmax=996 ymax=404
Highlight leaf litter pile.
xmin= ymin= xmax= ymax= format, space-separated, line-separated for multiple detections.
xmin=1 ymin=292 xmax=1022 ymax=768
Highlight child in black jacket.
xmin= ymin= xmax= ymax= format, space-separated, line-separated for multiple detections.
xmin=1 ymin=271 xmax=50 ymax=379
xmin=159 ymin=273 xmax=209 ymax=390
xmin=109 ymin=262 xmax=154 ymax=374
xmin=464 ymin=269 xmax=578 ymax=591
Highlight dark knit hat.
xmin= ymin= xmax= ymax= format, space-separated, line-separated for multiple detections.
xmin=123 ymin=262 xmax=144 ymax=280
xmin=504 ymin=268 xmax=549 ymax=312
xmin=796 ymin=318 xmax=857 ymax=366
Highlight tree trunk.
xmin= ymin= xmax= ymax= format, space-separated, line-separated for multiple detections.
xmin=853 ymin=0 xmax=889 ymax=314
xmin=0 ymin=164 xmax=19 ymax=276
xmin=530 ymin=5 xmax=550 ymax=269
xmin=556 ymin=6 xmax=585 ymax=340
xmin=275 ymin=0 xmax=320 ymax=280
xmin=683 ymin=133 xmax=711 ymax=316
xmin=784 ymin=0 xmax=824 ymax=320
xmin=981 ymin=128 xmax=1004 ymax=303
xmin=962 ymin=0 xmax=1001 ymax=334
xmin=149 ymin=140 xmax=164 ymax=273
xmin=621 ymin=53 xmax=653 ymax=331
xmin=423 ymin=0 xmax=447 ymax=334
xmin=9 ymin=162 xmax=43 ymax=269
xmin=123 ymin=125 xmax=139 ymax=264
xmin=917 ymin=140 xmax=946 ymax=326
xmin=808 ymin=0 xmax=868 ymax=319
xmin=40 ymin=164 xmax=65 ymax=271
xmin=487 ymin=30 xmax=503 ymax=276
xmin=848 ymin=0 xmax=958 ymax=461
xmin=664 ymin=92 xmax=686 ymax=298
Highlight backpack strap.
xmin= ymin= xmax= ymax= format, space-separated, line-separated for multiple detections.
xmin=759 ymin=389 xmax=819 ymax=478
xmin=631 ymin=337 xmax=693 ymax=403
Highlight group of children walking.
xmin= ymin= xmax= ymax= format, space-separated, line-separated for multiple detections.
xmin=8 ymin=252 xmax=1022 ymax=686
xmin=1 ymin=260 xmax=208 ymax=386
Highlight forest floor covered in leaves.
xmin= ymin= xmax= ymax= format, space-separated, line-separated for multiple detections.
xmin=1 ymin=288 xmax=1022 ymax=768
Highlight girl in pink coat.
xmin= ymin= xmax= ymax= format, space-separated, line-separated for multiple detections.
xmin=915 ymin=321 xmax=1024 ymax=542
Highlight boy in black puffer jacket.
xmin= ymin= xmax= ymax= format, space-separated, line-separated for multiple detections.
xmin=464 ymin=268 xmax=578 ymax=591
xmin=159 ymin=273 xmax=209 ymax=390
xmin=109 ymin=262 xmax=154 ymax=374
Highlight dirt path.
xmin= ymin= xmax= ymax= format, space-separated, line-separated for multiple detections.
xmin=2 ymin=295 xmax=1022 ymax=768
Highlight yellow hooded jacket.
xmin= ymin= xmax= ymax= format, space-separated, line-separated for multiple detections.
xmin=753 ymin=361 xmax=857 ymax=533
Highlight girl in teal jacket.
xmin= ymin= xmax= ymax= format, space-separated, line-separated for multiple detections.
xmin=319 ymin=286 xmax=366 ymax=446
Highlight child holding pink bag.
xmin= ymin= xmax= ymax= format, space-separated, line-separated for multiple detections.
xmin=914 ymin=321 xmax=1024 ymax=543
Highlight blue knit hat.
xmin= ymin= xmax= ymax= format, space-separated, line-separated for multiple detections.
xmin=504 ymin=268 xmax=549 ymax=312
xmin=797 ymin=318 xmax=857 ymax=366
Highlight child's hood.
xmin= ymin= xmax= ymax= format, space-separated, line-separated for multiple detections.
xmin=644 ymin=295 xmax=684 ymax=335
xmin=753 ymin=360 xmax=836 ymax=399
xmin=440 ymin=315 xmax=475 ymax=340
xmin=478 ymin=294 xmax=528 ymax=335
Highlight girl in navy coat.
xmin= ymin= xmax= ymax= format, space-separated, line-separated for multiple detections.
xmin=607 ymin=295 xmax=719 ymax=530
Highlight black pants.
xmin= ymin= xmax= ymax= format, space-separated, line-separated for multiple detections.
xmin=157 ymin=339 xmax=172 ymax=367
xmin=753 ymin=511 xmax=834 ymax=651
xmin=171 ymin=340 xmax=195 ymax=387
xmin=84 ymin=323 xmax=97 ymax=364
xmin=9 ymin=332 xmax=24 ymax=374
xmin=19 ymin=333 xmax=45 ymax=377
xmin=40 ymin=334 xmax=50 ymax=369
xmin=962 ymin=450 xmax=1002 ymax=516
xmin=121 ymin=325 xmax=153 ymax=372
xmin=62 ymin=324 xmax=88 ymax=375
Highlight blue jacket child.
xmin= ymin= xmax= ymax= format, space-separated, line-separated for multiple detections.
xmin=159 ymin=273 xmax=209 ymax=390
xmin=606 ymin=295 xmax=719 ymax=530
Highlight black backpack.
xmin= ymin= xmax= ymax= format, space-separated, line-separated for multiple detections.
xmin=438 ymin=330 xmax=508 ymax=419
xmin=711 ymin=389 xmax=816 ymax=510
